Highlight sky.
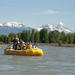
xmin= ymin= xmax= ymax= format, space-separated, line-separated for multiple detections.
xmin=0 ymin=0 xmax=75 ymax=29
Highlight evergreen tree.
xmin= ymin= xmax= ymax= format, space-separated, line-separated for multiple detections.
xmin=73 ymin=33 xmax=75 ymax=44
xmin=59 ymin=32 xmax=66 ymax=44
xmin=66 ymin=33 xmax=74 ymax=44
xmin=30 ymin=29 xmax=35 ymax=43
xmin=7 ymin=37 xmax=11 ymax=43
xmin=34 ymin=32 xmax=40 ymax=43
xmin=17 ymin=32 xmax=21 ymax=41
xmin=0 ymin=28 xmax=74 ymax=44
xmin=48 ymin=30 xmax=60 ymax=43
xmin=48 ymin=31 xmax=53 ymax=43
xmin=0 ymin=35 xmax=8 ymax=43
xmin=40 ymin=28 xmax=48 ymax=43
xmin=8 ymin=32 xmax=15 ymax=42
xmin=21 ymin=30 xmax=31 ymax=42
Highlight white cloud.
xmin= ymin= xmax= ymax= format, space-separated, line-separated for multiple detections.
xmin=34 ymin=9 xmax=60 ymax=15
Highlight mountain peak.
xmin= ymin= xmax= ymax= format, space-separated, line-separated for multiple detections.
xmin=42 ymin=24 xmax=55 ymax=31
xmin=40 ymin=21 xmax=72 ymax=33
xmin=58 ymin=21 xmax=64 ymax=26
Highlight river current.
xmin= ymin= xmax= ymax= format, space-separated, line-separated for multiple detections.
xmin=0 ymin=45 xmax=75 ymax=75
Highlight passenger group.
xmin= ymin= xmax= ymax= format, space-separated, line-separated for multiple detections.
xmin=12 ymin=34 xmax=36 ymax=50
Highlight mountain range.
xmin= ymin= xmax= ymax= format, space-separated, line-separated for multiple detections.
xmin=37 ymin=21 xmax=72 ymax=33
xmin=0 ymin=21 xmax=72 ymax=35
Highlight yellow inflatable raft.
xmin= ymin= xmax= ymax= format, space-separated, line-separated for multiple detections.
xmin=4 ymin=45 xmax=43 ymax=56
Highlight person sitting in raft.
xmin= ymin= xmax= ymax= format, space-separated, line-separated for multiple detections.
xmin=20 ymin=41 xmax=24 ymax=50
xmin=32 ymin=43 xmax=36 ymax=48
xmin=26 ymin=42 xmax=32 ymax=49
xmin=23 ymin=42 xmax=26 ymax=49
xmin=19 ymin=40 xmax=26 ymax=50
xmin=13 ymin=34 xmax=19 ymax=50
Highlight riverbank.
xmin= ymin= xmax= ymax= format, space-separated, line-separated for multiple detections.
xmin=37 ymin=43 xmax=75 ymax=47
xmin=0 ymin=43 xmax=75 ymax=47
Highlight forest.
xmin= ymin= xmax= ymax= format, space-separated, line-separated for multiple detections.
xmin=0 ymin=28 xmax=75 ymax=46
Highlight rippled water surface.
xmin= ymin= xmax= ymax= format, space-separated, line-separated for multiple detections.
xmin=0 ymin=45 xmax=75 ymax=75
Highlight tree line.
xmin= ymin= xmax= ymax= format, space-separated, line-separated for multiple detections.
xmin=0 ymin=28 xmax=75 ymax=45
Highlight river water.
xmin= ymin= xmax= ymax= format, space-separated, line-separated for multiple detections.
xmin=0 ymin=45 xmax=75 ymax=75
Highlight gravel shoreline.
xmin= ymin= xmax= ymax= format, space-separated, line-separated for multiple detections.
xmin=36 ymin=43 xmax=75 ymax=47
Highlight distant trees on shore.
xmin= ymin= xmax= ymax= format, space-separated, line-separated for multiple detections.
xmin=0 ymin=28 xmax=75 ymax=45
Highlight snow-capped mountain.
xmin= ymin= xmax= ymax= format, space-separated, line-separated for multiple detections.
xmin=0 ymin=21 xmax=72 ymax=35
xmin=38 ymin=21 xmax=72 ymax=33
xmin=0 ymin=22 xmax=33 ymax=35
xmin=55 ymin=22 xmax=71 ymax=32
xmin=0 ymin=22 xmax=24 ymax=28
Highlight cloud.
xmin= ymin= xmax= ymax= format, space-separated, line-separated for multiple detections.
xmin=42 ymin=10 xmax=59 ymax=15
xmin=34 ymin=9 xmax=60 ymax=15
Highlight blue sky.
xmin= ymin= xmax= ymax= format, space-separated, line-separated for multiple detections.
xmin=0 ymin=0 xmax=75 ymax=29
